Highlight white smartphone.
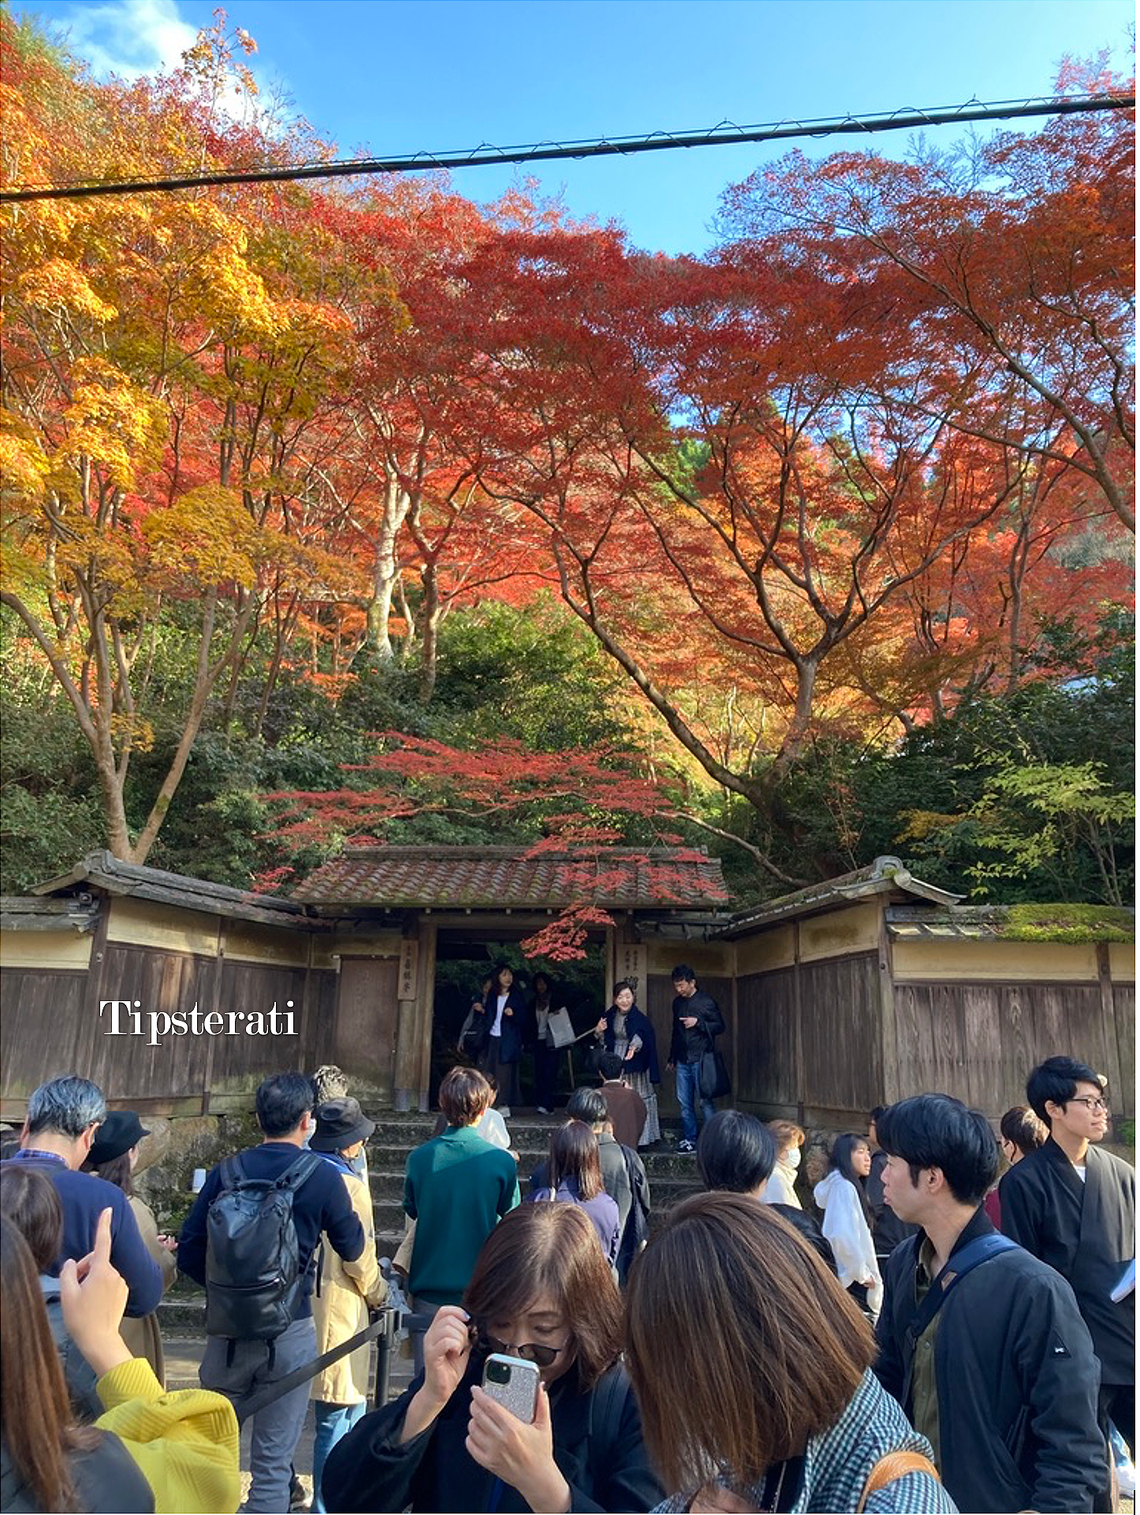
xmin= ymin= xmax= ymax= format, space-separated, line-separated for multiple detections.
xmin=481 ymin=1352 xmax=541 ymax=1423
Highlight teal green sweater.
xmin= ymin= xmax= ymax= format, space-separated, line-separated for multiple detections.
xmin=404 ymin=1126 xmax=520 ymax=1304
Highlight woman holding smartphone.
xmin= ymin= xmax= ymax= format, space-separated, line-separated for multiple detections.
xmin=322 ymin=1203 xmax=661 ymax=1513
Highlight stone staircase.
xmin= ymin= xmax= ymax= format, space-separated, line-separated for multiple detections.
xmin=160 ymin=1112 xmax=704 ymax=1337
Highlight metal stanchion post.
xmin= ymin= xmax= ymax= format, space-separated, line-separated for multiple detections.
xmin=373 ymin=1307 xmax=395 ymax=1409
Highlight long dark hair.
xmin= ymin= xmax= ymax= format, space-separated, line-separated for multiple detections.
xmin=81 ymin=1150 xmax=134 ymax=1197
xmin=829 ymin=1133 xmax=873 ymax=1225
xmin=547 ymin=1120 xmax=604 ymax=1201
xmin=0 ymin=1213 xmax=100 ymax=1511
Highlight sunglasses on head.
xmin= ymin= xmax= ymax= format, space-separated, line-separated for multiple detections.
xmin=469 ymin=1322 xmax=570 ymax=1368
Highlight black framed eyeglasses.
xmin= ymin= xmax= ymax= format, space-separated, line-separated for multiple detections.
xmin=1068 ymin=1095 xmax=1110 ymax=1113
xmin=470 ymin=1324 xmax=571 ymax=1368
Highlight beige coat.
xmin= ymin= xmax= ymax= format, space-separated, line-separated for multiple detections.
xmin=311 ymin=1164 xmax=387 ymax=1405
xmin=119 ymin=1194 xmax=177 ymax=1385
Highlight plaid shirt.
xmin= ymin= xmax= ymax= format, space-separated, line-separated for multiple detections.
xmin=653 ymin=1369 xmax=957 ymax=1514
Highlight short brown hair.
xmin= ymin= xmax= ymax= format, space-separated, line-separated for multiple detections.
xmin=767 ymin=1119 xmax=804 ymax=1155
xmin=1000 ymin=1104 xmax=1047 ymax=1156
xmin=548 ymin=1120 xmax=603 ymax=1201
xmin=626 ymin=1192 xmax=875 ymax=1491
xmin=438 ymin=1066 xmax=492 ymax=1126
xmin=464 ymin=1203 xmax=622 ymax=1390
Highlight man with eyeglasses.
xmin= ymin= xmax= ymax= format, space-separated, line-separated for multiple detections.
xmin=1000 ymin=1057 xmax=1135 ymax=1511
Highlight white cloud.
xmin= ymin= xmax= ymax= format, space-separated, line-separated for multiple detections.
xmin=50 ymin=0 xmax=290 ymax=134
xmin=58 ymin=0 xmax=199 ymax=81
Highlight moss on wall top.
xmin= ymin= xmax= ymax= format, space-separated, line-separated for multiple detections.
xmin=999 ymin=903 xmax=1134 ymax=945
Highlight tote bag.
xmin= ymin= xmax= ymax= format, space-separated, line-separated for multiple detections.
xmin=699 ymin=1046 xmax=731 ymax=1100
xmin=547 ymin=1006 xmax=577 ymax=1048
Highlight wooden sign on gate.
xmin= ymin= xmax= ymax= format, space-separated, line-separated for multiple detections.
xmin=615 ymin=943 xmax=646 ymax=989
xmin=398 ymin=938 xmax=419 ymax=1001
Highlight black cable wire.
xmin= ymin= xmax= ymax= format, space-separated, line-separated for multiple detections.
xmin=1 ymin=92 xmax=1131 ymax=203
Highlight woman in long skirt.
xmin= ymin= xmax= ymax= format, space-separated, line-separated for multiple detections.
xmin=595 ymin=981 xmax=662 ymax=1146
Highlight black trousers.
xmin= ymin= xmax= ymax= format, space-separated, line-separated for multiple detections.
xmin=534 ymin=1042 xmax=559 ymax=1108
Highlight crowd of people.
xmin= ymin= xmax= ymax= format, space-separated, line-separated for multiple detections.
xmin=0 ymin=1030 xmax=1133 ymax=1514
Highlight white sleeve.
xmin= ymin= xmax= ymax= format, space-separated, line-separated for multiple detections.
xmin=820 ymin=1181 xmax=879 ymax=1294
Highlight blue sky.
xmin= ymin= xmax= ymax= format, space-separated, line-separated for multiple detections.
xmin=16 ymin=0 xmax=1135 ymax=253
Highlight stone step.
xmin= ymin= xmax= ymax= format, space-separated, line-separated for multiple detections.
xmin=365 ymin=1166 xmax=702 ymax=1205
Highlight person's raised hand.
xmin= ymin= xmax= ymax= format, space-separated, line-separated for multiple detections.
xmin=467 ymin=1381 xmax=569 ymax=1512
xmin=422 ymin=1306 xmax=474 ymax=1408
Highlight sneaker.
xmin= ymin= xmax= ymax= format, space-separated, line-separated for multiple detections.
xmin=676 ymin=1139 xmax=697 ymax=1154
xmin=498 ymin=1106 xmax=511 ymax=1119
xmin=536 ymin=1106 xmax=551 ymax=1115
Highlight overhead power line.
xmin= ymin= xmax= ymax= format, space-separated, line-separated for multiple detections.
xmin=1 ymin=92 xmax=1132 ymax=203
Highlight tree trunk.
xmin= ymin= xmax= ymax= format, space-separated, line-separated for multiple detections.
xmin=418 ymin=562 xmax=442 ymax=703
xmin=365 ymin=477 xmax=410 ymax=662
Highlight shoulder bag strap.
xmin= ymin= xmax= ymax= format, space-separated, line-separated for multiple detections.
xmin=855 ymin=1450 xmax=940 ymax=1514
xmin=901 ymin=1232 xmax=1019 ymax=1405
xmin=276 ymin=1150 xmax=323 ymax=1191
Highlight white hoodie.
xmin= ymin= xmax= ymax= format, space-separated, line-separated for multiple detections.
xmin=813 ymin=1169 xmax=883 ymax=1314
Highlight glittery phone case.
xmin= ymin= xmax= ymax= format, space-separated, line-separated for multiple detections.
xmin=481 ymin=1353 xmax=540 ymax=1422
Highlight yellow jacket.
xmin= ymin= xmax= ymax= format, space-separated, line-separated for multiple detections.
xmin=95 ymin=1358 xmax=240 ymax=1515
xmin=311 ymin=1164 xmax=387 ymax=1404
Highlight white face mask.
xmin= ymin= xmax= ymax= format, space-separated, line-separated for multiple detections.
xmin=785 ymin=1146 xmax=802 ymax=1170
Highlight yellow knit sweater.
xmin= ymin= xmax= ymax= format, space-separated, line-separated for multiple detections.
xmin=95 ymin=1357 xmax=240 ymax=1515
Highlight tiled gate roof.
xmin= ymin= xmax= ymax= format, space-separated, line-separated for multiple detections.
xmin=293 ymin=846 xmax=728 ymax=909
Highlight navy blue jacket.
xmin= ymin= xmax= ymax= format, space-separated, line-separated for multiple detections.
xmin=3 ymin=1152 xmax=163 ymax=1318
xmin=599 ymin=1004 xmax=661 ymax=1083
xmin=178 ymin=1140 xmax=364 ymax=1323
xmin=476 ymin=987 xmax=528 ymax=1063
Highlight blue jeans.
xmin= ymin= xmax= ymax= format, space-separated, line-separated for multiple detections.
xmin=675 ymin=1057 xmax=716 ymax=1143
xmin=312 ymin=1399 xmax=366 ymax=1513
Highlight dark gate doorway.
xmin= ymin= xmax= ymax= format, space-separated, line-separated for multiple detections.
xmin=429 ymin=932 xmax=606 ymax=1110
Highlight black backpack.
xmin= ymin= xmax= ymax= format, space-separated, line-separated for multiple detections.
xmin=205 ymin=1150 xmax=322 ymax=1340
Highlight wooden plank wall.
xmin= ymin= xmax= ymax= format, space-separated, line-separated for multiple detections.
xmin=1114 ymin=984 xmax=1136 ymax=1118
xmin=1 ymin=933 xmax=340 ymax=1115
xmin=736 ymin=953 xmax=883 ymax=1121
xmin=734 ymin=956 xmax=1135 ymax=1127
xmin=1 ymin=969 xmax=88 ymax=1100
xmin=893 ymin=979 xmax=1129 ymax=1118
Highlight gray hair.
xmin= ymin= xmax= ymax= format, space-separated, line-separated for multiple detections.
xmin=26 ymin=1077 xmax=107 ymax=1140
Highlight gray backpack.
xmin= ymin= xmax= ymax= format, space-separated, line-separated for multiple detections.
xmin=205 ymin=1151 xmax=322 ymax=1340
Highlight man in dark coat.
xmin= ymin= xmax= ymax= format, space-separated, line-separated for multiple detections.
xmin=874 ymin=1094 xmax=1103 ymax=1514
xmin=666 ymin=964 xmax=724 ymax=1154
xmin=1000 ymin=1056 xmax=1135 ymax=1509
